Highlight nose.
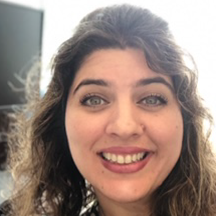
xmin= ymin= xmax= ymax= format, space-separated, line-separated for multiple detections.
xmin=105 ymin=103 xmax=144 ymax=140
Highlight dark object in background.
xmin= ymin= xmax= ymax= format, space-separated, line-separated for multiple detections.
xmin=0 ymin=1 xmax=43 ymax=110
xmin=0 ymin=1 xmax=43 ymax=169
xmin=0 ymin=112 xmax=10 ymax=170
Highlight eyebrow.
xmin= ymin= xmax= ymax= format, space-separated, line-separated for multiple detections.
xmin=135 ymin=77 xmax=174 ymax=92
xmin=73 ymin=79 xmax=109 ymax=94
xmin=73 ymin=76 xmax=174 ymax=94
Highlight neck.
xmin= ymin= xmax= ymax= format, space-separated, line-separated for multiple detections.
xmin=97 ymin=195 xmax=152 ymax=216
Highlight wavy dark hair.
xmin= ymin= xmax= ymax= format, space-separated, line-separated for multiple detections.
xmin=7 ymin=4 xmax=216 ymax=216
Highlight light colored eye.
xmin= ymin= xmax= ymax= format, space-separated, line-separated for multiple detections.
xmin=139 ymin=95 xmax=167 ymax=106
xmin=144 ymin=96 xmax=160 ymax=105
xmin=81 ymin=95 xmax=108 ymax=107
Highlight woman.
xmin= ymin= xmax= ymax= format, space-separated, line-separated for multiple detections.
xmin=2 ymin=4 xmax=216 ymax=216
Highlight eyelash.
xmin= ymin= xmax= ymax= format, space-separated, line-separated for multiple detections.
xmin=80 ymin=94 xmax=108 ymax=107
xmin=80 ymin=93 xmax=168 ymax=108
xmin=138 ymin=94 xmax=168 ymax=107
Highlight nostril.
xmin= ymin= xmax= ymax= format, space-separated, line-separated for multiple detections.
xmin=140 ymin=124 xmax=146 ymax=131
xmin=105 ymin=109 xmax=144 ymax=138
xmin=105 ymin=121 xmax=144 ymax=139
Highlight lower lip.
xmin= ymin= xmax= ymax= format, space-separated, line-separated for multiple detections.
xmin=100 ymin=153 xmax=152 ymax=174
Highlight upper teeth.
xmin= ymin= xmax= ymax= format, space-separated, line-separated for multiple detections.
xmin=102 ymin=152 xmax=147 ymax=164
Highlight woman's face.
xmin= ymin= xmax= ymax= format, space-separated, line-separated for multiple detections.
xmin=65 ymin=48 xmax=183 ymax=205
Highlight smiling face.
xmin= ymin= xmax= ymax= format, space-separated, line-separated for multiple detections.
xmin=65 ymin=48 xmax=183 ymax=207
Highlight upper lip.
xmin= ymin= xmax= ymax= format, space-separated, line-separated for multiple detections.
xmin=98 ymin=146 xmax=152 ymax=155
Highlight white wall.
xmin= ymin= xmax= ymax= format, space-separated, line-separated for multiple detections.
xmin=1 ymin=0 xmax=215 ymax=141
xmin=41 ymin=0 xmax=216 ymax=117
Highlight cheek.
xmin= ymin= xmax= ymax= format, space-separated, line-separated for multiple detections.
xmin=65 ymin=111 xmax=105 ymax=149
xmin=147 ymin=109 xmax=183 ymax=151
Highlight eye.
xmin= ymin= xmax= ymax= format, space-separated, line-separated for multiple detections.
xmin=138 ymin=94 xmax=167 ymax=107
xmin=80 ymin=94 xmax=108 ymax=107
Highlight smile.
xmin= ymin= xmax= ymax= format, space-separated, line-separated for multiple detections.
xmin=101 ymin=152 xmax=149 ymax=165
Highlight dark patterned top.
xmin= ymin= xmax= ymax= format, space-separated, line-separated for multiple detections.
xmin=81 ymin=201 xmax=99 ymax=216
xmin=0 ymin=200 xmax=10 ymax=216
xmin=0 ymin=200 xmax=100 ymax=216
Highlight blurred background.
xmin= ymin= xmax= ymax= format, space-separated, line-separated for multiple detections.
xmin=0 ymin=0 xmax=216 ymax=204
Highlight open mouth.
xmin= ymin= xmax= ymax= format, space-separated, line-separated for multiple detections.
xmin=99 ymin=152 xmax=149 ymax=165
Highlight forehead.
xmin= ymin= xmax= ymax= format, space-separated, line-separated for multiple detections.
xmin=73 ymin=48 xmax=173 ymax=87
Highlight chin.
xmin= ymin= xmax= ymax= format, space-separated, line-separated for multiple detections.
xmin=95 ymin=185 xmax=153 ymax=205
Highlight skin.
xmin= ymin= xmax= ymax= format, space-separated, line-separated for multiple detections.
xmin=65 ymin=48 xmax=183 ymax=216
